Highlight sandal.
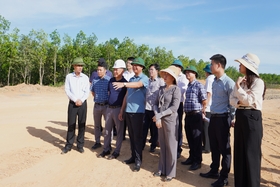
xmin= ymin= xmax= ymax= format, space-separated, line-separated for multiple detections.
xmin=153 ymin=171 xmax=162 ymax=177
xmin=164 ymin=176 xmax=173 ymax=182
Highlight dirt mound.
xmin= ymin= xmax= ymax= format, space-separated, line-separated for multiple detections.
xmin=0 ymin=83 xmax=64 ymax=94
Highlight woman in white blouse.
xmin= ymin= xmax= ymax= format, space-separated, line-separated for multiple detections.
xmin=230 ymin=53 xmax=266 ymax=187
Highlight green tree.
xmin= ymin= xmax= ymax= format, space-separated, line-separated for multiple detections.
xmin=49 ymin=29 xmax=61 ymax=85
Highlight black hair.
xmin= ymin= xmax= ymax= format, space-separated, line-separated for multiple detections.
xmin=245 ymin=68 xmax=266 ymax=100
xmin=127 ymin=57 xmax=135 ymax=61
xmin=149 ymin=63 xmax=160 ymax=71
xmin=98 ymin=61 xmax=108 ymax=69
xmin=210 ymin=54 xmax=227 ymax=69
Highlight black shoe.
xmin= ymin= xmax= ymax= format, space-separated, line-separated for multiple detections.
xmin=211 ymin=178 xmax=228 ymax=187
xmin=123 ymin=157 xmax=135 ymax=164
xmin=98 ymin=150 xmax=110 ymax=158
xmin=189 ymin=162 xmax=201 ymax=170
xmin=181 ymin=158 xmax=193 ymax=165
xmin=108 ymin=152 xmax=119 ymax=160
xmin=77 ymin=147 xmax=84 ymax=153
xmin=61 ymin=147 xmax=71 ymax=154
xmin=133 ymin=161 xmax=141 ymax=172
xmin=200 ymin=171 xmax=219 ymax=179
xmin=91 ymin=143 xmax=102 ymax=149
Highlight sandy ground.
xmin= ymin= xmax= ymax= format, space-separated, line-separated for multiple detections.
xmin=0 ymin=84 xmax=279 ymax=187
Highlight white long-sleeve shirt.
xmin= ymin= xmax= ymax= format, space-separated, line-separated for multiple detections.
xmin=65 ymin=72 xmax=90 ymax=103
xmin=230 ymin=78 xmax=264 ymax=110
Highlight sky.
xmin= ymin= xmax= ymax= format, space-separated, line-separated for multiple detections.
xmin=1 ymin=0 xmax=280 ymax=74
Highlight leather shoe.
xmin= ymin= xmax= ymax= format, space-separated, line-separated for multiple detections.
xmin=181 ymin=158 xmax=193 ymax=165
xmin=123 ymin=157 xmax=135 ymax=164
xmin=61 ymin=148 xmax=71 ymax=154
xmin=98 ymin=150 xmax=110 ymax=158
xmin=133 ymin=161 xmax=141 ymax=172
xmin=189 ymin=162 xmax=201 ymax=170
xmin=91 ymin=143 xmax=102 ymax=149
xmin=77 ymin=147 xmax=84 ymax=153
xmin=211 ymin=178 xmax=228 ymax=187
xmin=200 ymin=171 xmax=219 ymax=179
xmin=108 ymin=152 xmax=119 ymax=160
xmin=163 ymin=177 xmax=173 ymax=182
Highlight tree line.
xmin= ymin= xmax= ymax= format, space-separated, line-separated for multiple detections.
xmin=0 ymin=15 xmax=279 ymax=87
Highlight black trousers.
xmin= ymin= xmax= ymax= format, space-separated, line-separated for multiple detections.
xmin=142 ymin=110 xmax=158 ymax=150
xmin=126 ymin=112 xmax=144 ymax=162
xmin=65 ymin=100 xmax=87 ymax=149
xmin=234 ymin=109 xmax=263 ymax=187
xmin=185 ymin=112 xmax=203 ymax=163
xmin=177 ymin=102 xmax=183 ymax=154
xmin=208 ymin=115 xmax=231 ymax=179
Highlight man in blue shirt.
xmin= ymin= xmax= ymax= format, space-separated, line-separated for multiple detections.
xmin=91 ymin=60 xmax=111 ymax=149
xmin=62 ymin=57 xmax=90 ymax=154
xmin=89 ymin=58 xmax=113 ymax=83
xmin=200 ymin=54 xmax=235 ymax=187
xmin=182 ymin=65 xmax=207 ymax=170
xmin=98 ymin=59 xmax=127 ymax=159
xmin=112 ymin=57 xmax=149 ymax=172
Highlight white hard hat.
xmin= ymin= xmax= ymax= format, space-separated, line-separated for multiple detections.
xmin=113 ymin=59 xmax=126 ymax=68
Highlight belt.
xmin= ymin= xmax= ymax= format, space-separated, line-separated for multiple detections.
xmin=108 ymin=105 xmax=121 ymax=108
xmin=238 ymin=106 xmax=254 ymax=110
xmin=186 ymin=110 xmax=201 ymax=115
xmin=211 ymin=113 xmax=228 ymax=118
xmin=95 ymin=102 xmax=108 ymax=106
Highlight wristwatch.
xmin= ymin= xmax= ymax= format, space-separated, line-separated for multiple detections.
xmin=123 ymin=82 xmax=127 ymax=87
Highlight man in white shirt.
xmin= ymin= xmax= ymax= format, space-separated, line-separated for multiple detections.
xmin=62 ymin=57 xmax=90 ymax=154
xmin=123 ymin=57 xmax=135 ymax=81
xmin=202 ymin=64 xmax=215 ymax=154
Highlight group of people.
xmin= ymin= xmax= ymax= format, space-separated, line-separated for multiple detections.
xmin=62 ymin=53 xmax=265 ymax=187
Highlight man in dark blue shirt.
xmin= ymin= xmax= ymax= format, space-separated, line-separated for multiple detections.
xmin=98 ymin=59 xmax=127 ymax=159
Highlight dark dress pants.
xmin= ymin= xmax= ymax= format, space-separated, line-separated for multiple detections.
xmin=142 ymin=110 xmax=158 ymax=150
xmin=177 ymin=102 xmax=183 ymax=155
xmin=126 ymin=112 xmax=144 ymax=162
xmin=234 ymin=109 xmax=262 ymax=187
xmin=208 ymin=115 xmax=231 ymax=179
xmin=185 ymin=112 xmax=203 ymax=163
xmin=65 ymin=100 xmax=87 ymax=149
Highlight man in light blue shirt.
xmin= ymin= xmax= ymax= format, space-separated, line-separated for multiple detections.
xmin=200 ymin=54 xmax=235 ymax=187
xmin=112 ymin=57 xmax=149 ymax=172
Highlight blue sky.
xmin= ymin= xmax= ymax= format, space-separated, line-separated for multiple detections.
xmin=1 ymin=0 xmax=280 ymax=74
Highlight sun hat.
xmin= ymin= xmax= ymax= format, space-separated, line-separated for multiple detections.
xmin=131 ymin=57 xmax=145 ymax=69
xmin=113 ymin=59 xmax=126 ymax=69
xmin=159 ymin=65 xmax=181 ymax=84
xmin=234 ymin=53 xmax=260 ymax=76
xmin=203 ymin=64 xmax=212 ymax=74
xmin=171 ymin=59 xmax=184 ymax=69
xmin=72 ymin=57 xmax=85 ymax=66
xmin=183 ymin=65 xmax=198 ymax=76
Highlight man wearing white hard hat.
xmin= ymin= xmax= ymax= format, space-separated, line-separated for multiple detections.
xmin=98 ymin=59 xmax=128 ymax=159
